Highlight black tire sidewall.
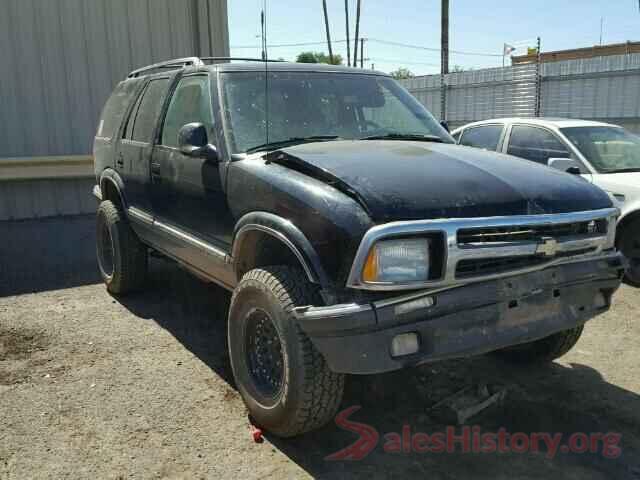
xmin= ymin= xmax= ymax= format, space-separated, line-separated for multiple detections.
xmin=619 ymin=220 xmax=640 ymax=287
xmin=228 ymin=279 xmax=305 ymax=431
xmin=96 ymin=202 xmax=126 ymax=292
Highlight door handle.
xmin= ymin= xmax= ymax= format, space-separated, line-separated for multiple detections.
xmin=151 ymin=163 xmax=161 ymax=175
xmin=116 ymin=153 xmax=124 ymax=168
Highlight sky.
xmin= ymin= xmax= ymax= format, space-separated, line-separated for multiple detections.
xmin=228 ymin=0 xmax=640 ymax=75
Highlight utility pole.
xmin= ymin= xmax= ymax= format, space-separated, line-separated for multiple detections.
xmin=441 ymin=0 xmax=449 ymax=75
xmin=345 ymin=0 xmax=351 ymax=66
xmin=599 ymin=17 xmax=604 ymax=46
xmin=439 ymin=0 xmax=449 ymax=122
xmin=260 ymin=10 xmax=267 ymax=60
xmin=322 ymin=0 xmax=334 ymax=63
xmin=353 ymin=0 xmax=362 ymax=68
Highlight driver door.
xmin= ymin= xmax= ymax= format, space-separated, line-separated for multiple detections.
xmin=150 ymin=74 xmax=233 ymax=273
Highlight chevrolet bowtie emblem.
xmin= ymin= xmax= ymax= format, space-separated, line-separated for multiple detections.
xmin=536 ymin=236 xmax=558 ymax=257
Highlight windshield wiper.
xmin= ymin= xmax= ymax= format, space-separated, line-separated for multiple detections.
xmin=360 ymin=133 xmax=445 ymax=143
xmin=245 ymin=136 xmax=341 ymax=154
xmin=601 ymin=167 xmax=640 ymax=174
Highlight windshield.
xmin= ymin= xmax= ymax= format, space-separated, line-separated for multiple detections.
xmin=561 ymin=126 xmax=640 ymax=173
xmin=220 ymin=71 xmax=452 ymax=153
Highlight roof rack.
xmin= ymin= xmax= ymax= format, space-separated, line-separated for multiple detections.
xmin=127 ymin=56 xmax=284 ymax=78
xmin=200 ymin=56 xmax=285 ymax=63
xmin=127 ymin=57 xmax=204 ymax=78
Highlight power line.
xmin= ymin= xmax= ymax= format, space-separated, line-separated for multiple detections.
xmin=369 ymin=57 xmax=440 ymax=66
xmin=368 ymin=38 xmax=504 ymax=57
xmin=232 ymin=37 xmax=503 ymax=58
xmin=231 ymin=39 xmax=348 ymax=49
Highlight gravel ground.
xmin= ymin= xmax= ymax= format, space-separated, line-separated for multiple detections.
xmin=1 ymin=216 xmax=640 ymax=479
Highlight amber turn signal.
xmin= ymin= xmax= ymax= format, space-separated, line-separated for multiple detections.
xmin=362 ymin=246 xmax=379 ymax=282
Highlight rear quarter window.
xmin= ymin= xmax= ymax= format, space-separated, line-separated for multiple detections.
xmin=96 ymin=80 xmax=141 ymax=140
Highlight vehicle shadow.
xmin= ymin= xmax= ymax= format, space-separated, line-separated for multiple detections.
xmin=0 ymin=215 xmax=101 ymax=297
xmin=117 ymin=258 xmax=640 ymax=480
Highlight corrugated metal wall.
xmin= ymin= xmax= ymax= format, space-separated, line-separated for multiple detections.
xmin=400 ymin=53 xmax=640 ymax=133
xmin=540 ymin=53 xmax=640 ymax=123
xmin=0 ymin=0 xmax=229 ymax=159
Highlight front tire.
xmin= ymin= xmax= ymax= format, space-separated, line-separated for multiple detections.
xmin=618 ymin=219 xmax=640 ymax=287
xmin=96 ymin=200 xmax=147 ymax=294
xmin=228 ymin=266 xmax=344 ymax=437
xmin=494 ymin=325 xmax=584 ymax=364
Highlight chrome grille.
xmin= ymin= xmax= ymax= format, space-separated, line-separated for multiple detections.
xmin=457 ymin=219 xmax=608 ymax=245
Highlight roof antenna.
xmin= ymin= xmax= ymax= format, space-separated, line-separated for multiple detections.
xmin=261 ymin=1 xmax=270 ymax=147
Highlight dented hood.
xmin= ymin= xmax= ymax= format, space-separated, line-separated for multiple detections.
xmin=275 ymin=140 xmax=612 ymax=222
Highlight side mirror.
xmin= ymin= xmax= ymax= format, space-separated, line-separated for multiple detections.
xmin=548 ymin=157 xmax=581 ymax=175
xmin=440 ymin=121 xmax=450 ymax=132
xmin=178 ymin=123 xmax=218 ymax=161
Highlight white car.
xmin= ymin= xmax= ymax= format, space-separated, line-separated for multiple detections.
xmin=452 ymin=118 xmax=640 ymax=285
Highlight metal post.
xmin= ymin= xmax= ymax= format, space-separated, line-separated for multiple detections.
xmin=345 ymin=0 xmax=351 ymax=66
xmin=441 ymin=0 xmax=449 ymax=75
xmin=440 ymin=0 xmax=448 ymax=121
xmin=353 ymin=0 xmax=361 ymax=68
xmin=440 ymin=73 xmax=446 ymax=122
xmin=535 ymin=36 xmax=542 ymax=117
xmin=322 ymin=0 xmax=334 ymax=63
xmin=360 ymin=38 xmax=364 ymax=68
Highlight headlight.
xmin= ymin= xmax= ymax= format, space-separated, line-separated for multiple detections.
xmin=362 ymin=238 xmax=430 ymax=283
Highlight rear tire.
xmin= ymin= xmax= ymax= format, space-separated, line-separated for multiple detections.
xmin=494 ymin=325 xmax=584 ymax=364
xmin=96 ymin=200 xmax=147 ymax=294
xmin=228 ymin=266 xmax=344 ymax=437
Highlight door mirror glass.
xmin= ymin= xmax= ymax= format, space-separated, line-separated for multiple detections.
xmin=178 ymin=123 xmax=218 ymax=161
xmin=548 ymin=157 xmax=581 ymax=174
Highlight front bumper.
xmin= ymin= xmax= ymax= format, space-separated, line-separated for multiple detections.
xmin=294 ymin=253 xmax=626 ymax=374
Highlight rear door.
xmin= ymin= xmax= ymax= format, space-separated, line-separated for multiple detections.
xmin=118 ymin=76 xmax=171 ymax=212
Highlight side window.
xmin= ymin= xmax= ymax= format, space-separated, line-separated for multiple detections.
xmin=122 ymin=91 xmax=144 ymax=140
xmin=129 ymin=78 xmax=170 ymax=143
xmin=161 ymin=76 xmax=214 ymax=148
xmin=507 ymin=125 xmax=571 ymax=164
xmin=96 ymin=79 xmax=141 ymax=140
xmin=459 ymin=125 xmax=503 ymax=150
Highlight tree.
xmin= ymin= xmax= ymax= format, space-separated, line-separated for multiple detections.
xmin=390 ymin=67 xmax=415 ymax=80
xmin=296 ymin=51 xmax=343 ymax=65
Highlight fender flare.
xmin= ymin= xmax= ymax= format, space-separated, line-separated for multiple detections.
xmin=231 ymin=211 xmax=330 ymax=287
xmin=99 ymin=169 xmax=128 ymax=209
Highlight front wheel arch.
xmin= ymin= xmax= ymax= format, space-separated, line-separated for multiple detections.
xmin=231 ymin=212 xmax=332 ymax=287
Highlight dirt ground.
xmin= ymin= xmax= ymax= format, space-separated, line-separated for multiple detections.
xmin=1 ymin=216 xmax=640 ymax=479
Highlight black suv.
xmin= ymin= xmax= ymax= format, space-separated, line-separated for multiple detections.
xmin=93 ymin=57 xmax=625 ymax=437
